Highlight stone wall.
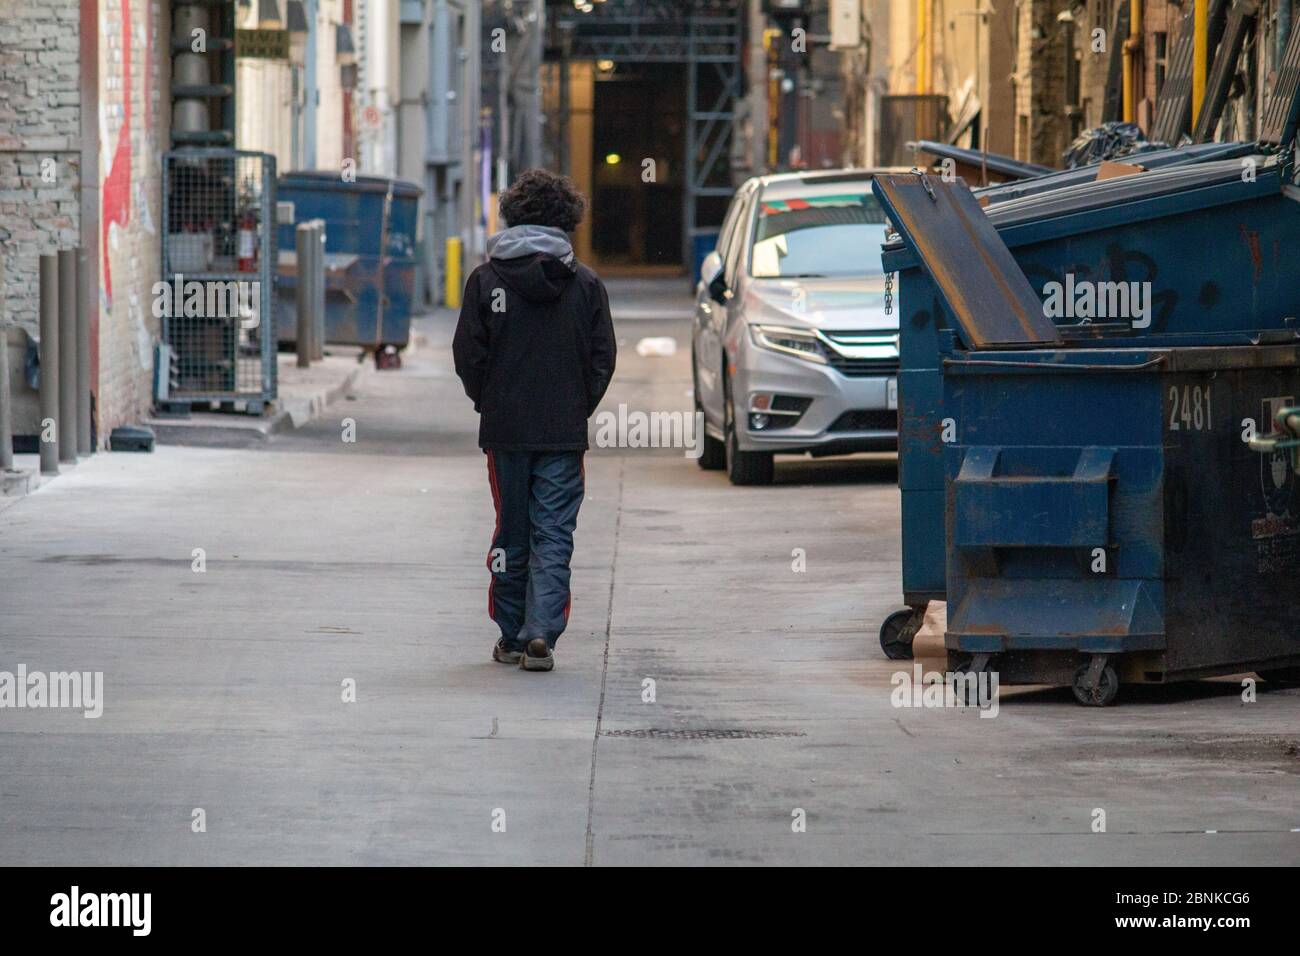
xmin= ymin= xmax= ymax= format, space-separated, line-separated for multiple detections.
xmin=0 ymin=2 xmax=83 ymax=337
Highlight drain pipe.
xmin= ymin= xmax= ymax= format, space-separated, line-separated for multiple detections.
xmin=1193 ymin=0 xmax=1208 ymax=121
xmin=57 ymin=249 xmax=77 ymax=464
xmin=38 ymin=255 xmax=59 ymax=476
xmin=1123 ymin=0 xmax=1142 ymax=124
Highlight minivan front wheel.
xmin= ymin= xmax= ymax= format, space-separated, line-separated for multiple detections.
xmin=693 ymin=355 xmax=726 ymax=470
xmin=724 ymin=371 xmax=774 ymax=486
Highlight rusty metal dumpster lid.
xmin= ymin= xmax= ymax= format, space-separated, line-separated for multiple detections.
xmin=872 ymin=172 xmax=1063 ymax=350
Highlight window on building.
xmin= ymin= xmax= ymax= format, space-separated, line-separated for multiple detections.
xmin=1154 ymin=31 xmax=1169 ymax=99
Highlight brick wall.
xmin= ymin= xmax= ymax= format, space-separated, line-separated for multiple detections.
xmin=0 ymin=0 xmax=168 ymax=440
xmin=0 ymin=3 xmax=83 ymax=337
xmin=1074 ymin=0 xmax=1189 ymax=134
xmin=1015 ymin=0 xmax=1073 ymax=164
xmin=97 ymin=0 xmax=168 ymax=434
xmin=1076 ymin=0 xmax=1115 ymax=129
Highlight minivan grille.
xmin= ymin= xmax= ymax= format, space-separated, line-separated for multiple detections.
xmin=824 ymin=354 xmax=902 ymax=376
xmin=817 ymin=330 xmax=900 ymax=376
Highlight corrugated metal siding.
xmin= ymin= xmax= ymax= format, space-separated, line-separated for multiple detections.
xmin=1260 ymin=16 xmax=1300 ymax=146
xmin=1193 ymin=1 xmax=1259 ymax=143
xmin=1151 ymin=0 xmax=1230 ymax=145
xmin=1150 ymin=7 xmax=1197 ymax=144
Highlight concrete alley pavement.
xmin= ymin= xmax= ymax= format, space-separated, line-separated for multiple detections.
xmin=1 ymin=278 xmax=1298 ymax=866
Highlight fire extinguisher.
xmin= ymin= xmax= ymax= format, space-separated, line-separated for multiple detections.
xmin=237 ymin=206 xmax=257 ymax=273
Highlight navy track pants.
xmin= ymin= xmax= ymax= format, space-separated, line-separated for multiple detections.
xmin=484 ymin=450 xmax=585 ymax=650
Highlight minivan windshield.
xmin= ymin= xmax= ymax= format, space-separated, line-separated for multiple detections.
xmin=749 ymin=192 xmax=888 ymax=279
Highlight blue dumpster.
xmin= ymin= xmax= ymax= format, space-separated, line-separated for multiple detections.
xmin=876 ymin=38 xmax=1300 ymax=659
xmin=878 ymin=154 xmax=1300 ymax=658
xmin=873 ymin=171 xmax=1300 ymax=704
xmin=876 ymin=141 xmax=1300 ymax=659
xmin=274 ymin=172 xmax=423 ymax=352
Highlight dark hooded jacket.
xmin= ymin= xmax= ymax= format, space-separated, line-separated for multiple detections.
xmin=453 ymin=225 xmax=616 ymax=451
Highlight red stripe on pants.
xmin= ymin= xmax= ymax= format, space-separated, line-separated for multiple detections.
xmin=485 ymin=451 xmax=502 ymax=618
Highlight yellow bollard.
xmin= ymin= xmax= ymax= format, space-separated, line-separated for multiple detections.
xmin=445 ymin=237 xmax=462 ymax=309
xmin=1192 ymin=0 xmax=1208 ymax=122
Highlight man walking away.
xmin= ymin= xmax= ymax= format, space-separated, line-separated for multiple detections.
xmin=453 ymin=169 xmax=616 ymax=672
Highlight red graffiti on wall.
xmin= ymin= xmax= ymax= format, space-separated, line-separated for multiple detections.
xmin=101 ymin=0 xmax=132 ymax=306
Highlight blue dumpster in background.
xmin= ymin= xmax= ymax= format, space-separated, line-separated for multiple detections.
xmin=873 ymin=171 xmax=1300 ymax=705
xmin=274 ymin=172 xmax=423 ymax=353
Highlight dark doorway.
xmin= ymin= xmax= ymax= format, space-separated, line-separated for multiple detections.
xmin=590 ymin=62 xmax=685 ymax=269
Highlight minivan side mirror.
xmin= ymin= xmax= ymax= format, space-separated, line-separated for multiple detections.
xmin=708 ymin=272 xmax=729 ymax=305
xmin=700 ymin=250 xmax=727 ymax=304
xmin=700 ymin=249 xmax=722 ymax=284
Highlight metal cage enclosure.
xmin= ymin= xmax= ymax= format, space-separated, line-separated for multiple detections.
xmin=161 ymin=149 xmax=278 ymax=411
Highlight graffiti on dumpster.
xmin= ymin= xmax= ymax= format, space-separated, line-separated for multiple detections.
xmin=1023 ymin=243 xmax=1178 ymax=332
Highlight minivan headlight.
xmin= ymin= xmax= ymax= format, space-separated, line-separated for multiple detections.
xmin=748 ymin=324 xmax=827 ymax=364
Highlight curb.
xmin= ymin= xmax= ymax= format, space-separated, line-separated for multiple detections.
xmin=1 ymin=468 xmax=36 ymax=512
xmin=280 ymin=364 xmax=364 ymax=429
xmin=147 ymin=365 xmax=365 ymax=448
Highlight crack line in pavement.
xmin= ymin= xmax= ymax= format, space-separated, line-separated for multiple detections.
xmin=584 ymin=456 xmax=625 ymax=867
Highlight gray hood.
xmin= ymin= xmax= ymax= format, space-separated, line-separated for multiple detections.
xmin=487 ymin=224 xmax=576 ymax=271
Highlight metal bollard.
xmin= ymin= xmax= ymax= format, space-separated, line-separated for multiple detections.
xmin=445 ymin=236 xmax=462 ymax=309
xmin=76 ymin=249 xmax=91 ymax=455
xmin=58 ymin=249 xmax=77 ymax=463
xmin=295 ymin=222 xmax=313 ymax=368
xmin=0 ymin=256 xmax=11 ymax=473
xmin=0 ymin=325 xmax=10 ymax=473
xmin=38 ymin=254 xmax=59 ymax=475
xmin=313 ymin=222 xmax=325 ymax=362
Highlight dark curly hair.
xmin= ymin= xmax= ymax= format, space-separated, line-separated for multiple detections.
xmin=499 ymin=168 xmax=586 ymax=232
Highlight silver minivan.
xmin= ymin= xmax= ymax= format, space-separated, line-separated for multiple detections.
xmin=692 ymin=169 xmax=903 ymax=484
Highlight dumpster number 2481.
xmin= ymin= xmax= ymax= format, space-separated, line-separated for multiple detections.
xmin=1168 ymin=384 xmax=1213 ymax=432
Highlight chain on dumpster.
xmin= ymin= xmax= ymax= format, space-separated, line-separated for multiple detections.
xmin=884 ymin=270 xmax=893 ymax=316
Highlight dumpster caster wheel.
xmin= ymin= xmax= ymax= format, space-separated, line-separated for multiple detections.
xmin=1072 ymin=660 xmax=1119 ymax=707
xmin=879 ymin=608 xmax=922 ymax=660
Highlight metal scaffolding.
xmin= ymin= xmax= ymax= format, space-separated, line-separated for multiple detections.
xmin=548 ymin=0 xmax=744 ymax=263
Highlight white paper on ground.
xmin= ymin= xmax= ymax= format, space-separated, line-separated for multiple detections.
xmin=635 ymin=337 xmax=678 ymax=357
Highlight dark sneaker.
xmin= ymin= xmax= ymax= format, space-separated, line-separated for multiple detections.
xmin=520 ymin=637 xmax=554 ymax=672
xmin=492 ymin=640 xmax=523 ymax=664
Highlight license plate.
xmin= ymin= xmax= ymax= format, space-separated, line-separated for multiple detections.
xmin=887 ymin=378 xmax=898 ymax=411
